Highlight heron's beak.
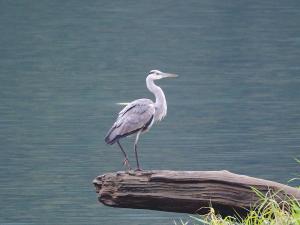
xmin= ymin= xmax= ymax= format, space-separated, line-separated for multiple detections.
xmin=161 ymin=73 xmax=178 ymax=78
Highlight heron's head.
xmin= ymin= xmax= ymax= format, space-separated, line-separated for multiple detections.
xmin=148 ymin=70 xmax=178 ymax=80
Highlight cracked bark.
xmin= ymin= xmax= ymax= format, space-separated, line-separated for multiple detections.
xmin=93 ymin=170 xmax=300 ymax=217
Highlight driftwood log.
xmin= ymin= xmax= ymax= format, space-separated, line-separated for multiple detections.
xmin=93 ymin=170 xmax=300 ymax=217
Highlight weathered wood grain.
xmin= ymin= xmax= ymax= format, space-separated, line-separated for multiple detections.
xmin=93 ymin=170 xmax=300 ymax=217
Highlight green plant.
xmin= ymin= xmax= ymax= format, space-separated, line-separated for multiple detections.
xmin=175 ymin=190 xmax=300 ymax=225
xmin=288 ymin=158 xmax=300 ymax=186
xmin=292 ymin=200 xmax=300 ymax=225
xmin=175 ymin=159 xmax=300 ymax=225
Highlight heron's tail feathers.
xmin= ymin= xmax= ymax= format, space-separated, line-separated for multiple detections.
xmin=104 ymin=126 xmax=126 ymax=144
xmin=104 ymin=127 xmax=118 ymax=145
xmin=105 ymin=125 xmax=142 ymax=145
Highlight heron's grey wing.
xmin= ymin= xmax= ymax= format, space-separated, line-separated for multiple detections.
xmin=118 ymin=99 xmax=153 ymax=117
xmin=105 ymin=99 xmax=155 ymax=144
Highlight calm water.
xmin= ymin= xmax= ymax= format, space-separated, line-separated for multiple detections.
xmin=1 ymin=1 xmax=300 ymax=225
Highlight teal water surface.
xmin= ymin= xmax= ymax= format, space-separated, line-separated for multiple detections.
xmin=1 ymin=1 xmax=300 ymax=225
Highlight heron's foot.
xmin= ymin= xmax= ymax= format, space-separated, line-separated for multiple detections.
xmin=126 ymin=168 xmax=142 ymax=175
xmin=134 ymin=168 xmax=142 ymax=172
xmin=123 ymin=158 xmax=131 ymax=170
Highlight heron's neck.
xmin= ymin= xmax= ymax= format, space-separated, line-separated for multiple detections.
xmin=146 ymin=76 xmax=167 ymax=121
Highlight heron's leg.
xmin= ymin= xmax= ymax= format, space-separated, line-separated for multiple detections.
xmin=117 ymin=141 xmax=131 ymax=170
xmin=134 ymin=130 xmax=142 ymax=171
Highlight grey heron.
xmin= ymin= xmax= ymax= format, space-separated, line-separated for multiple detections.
xmin=104 ymin=70 xmax=177 ymax=171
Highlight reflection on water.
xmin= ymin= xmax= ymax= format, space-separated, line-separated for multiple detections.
xmin=0 ymin=1 xmax=300 ymax=224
